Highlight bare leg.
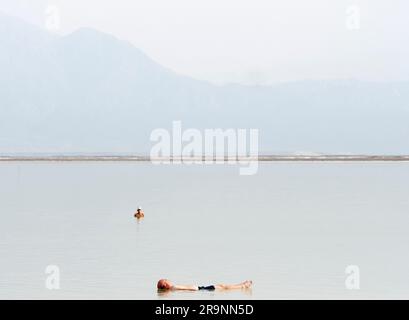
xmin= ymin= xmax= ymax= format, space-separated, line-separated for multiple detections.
xmin=214 ymin=280 xmax=252 ymax=290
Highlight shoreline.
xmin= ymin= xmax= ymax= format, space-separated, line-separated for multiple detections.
xmin=1 ymin=155 xmax=409 ymax=162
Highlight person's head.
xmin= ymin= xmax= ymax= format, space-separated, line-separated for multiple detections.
xmin=137 ymin=206 xmax=142 ymax=212
xmin=157 ymin=279 xmax=172 ymax=290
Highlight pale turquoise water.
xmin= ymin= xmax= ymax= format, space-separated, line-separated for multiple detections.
xmin=0 ymin=162 xmax=409 ymax=299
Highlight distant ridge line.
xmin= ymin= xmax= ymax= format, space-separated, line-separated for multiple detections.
xmin=1 ymin=155 xmax=409 ymax=162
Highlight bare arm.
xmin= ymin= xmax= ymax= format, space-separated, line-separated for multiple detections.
xmin=172 ymin=285 xmax=199 ymax=291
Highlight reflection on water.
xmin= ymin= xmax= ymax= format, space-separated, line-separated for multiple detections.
xmin=1 ymin=162 xmax=409 ymax=299
xmin=156 ymin=288 xmax=253 ymax=299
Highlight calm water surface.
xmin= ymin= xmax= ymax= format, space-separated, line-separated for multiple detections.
xmin=0 ymin=162 xmax=408 ymax=299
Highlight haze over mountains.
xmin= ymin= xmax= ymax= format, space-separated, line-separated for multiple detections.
xmin=1 ymin=13 xmax=408 ymax=155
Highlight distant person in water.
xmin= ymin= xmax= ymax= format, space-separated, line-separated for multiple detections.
xmin=134 ymin=206 xmax=145 ymax=219
xmin=157 ymin=279 xmax=252 ymax=291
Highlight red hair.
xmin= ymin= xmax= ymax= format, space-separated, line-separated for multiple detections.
xmin=157 ymin=279 xmax=172 ymax=290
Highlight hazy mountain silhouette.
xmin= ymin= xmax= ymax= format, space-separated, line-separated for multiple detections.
xmin=1 ymin=13 xmax=408 ymax=154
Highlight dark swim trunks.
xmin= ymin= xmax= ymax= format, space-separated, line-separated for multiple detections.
xmin=198 ymin=285 xmax=216 ymax=291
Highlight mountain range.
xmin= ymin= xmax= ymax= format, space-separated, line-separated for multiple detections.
xmin=1 ymin=12 xmax=408 ymax=154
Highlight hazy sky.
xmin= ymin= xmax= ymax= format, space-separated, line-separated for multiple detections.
xmin=1 ymin=0 xmax=408 ymax=84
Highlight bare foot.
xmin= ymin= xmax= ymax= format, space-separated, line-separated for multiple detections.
xmin=242 ymin=280 xmax=253 ymax=289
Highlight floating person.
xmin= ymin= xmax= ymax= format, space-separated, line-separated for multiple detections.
xmin=156 ymin=279 xmax=252 ymax=291
xmin=134 ymin=206 xmax=145 ymax=219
